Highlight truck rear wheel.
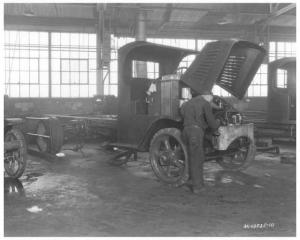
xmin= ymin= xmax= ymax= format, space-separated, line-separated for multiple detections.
xmin=4 ymin=128 xmax=27 ymax=179
xmin=36 ymin=118 xmax=64 ymax=154
xmin=217 ymin=137 xmax=256 ymax=171
xmin=149 ymin=128 xmax=189 ymax=187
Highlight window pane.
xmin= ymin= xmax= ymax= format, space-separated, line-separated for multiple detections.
xmin=80 ymin=61 xmax=88 ymax=71
xmin=40 ymin=49 xmax=48 ymax=58
xmin=52 ymin=51 xmax=60 ymax=58
xmin=89 ymin=59 xmax=96 ymax=70
xmin=52 ymin=59 xmax=60 ymax=71
xmin=30 ymin=32 xmax=39 ymax=45
xmin=80 ymin=72 xmax=88 ymax=84
xmin=61 ymin=72 xmax=69 ymax=84
xmin=253 ymin=86 xmax=260 ymax=96
xmin=40 ymin=59 xmax=48 ymax=71
xmin=9 ymin=31 xmax=19 ymax=44
xmin=80 ymin=85 xmax=89 ymax=97
xmin=70 ymin=33 xmax=79 ymax=46
xmin=61 ymin=85 xmax=70 ymax=97
xmin=89 ymin=85 xmax=96 ymax=97
xmin=40 ymin=72 xmax=49 ymax=84
xmin=20 ymin=32 xmax=29 ymax=44
xmin=269 ymin=42 xmax=275 ymax=52
xmin=70 ymin=85 xmax=80 ymax=97
xmin=261 ymin=86 xmax=268 ymax=96
xmin=110 ymin=72 xmax=118 ymax=84
xmin=5 ymin=30 xmax=50 ymax=98
xmin=52 ymin=33 xmax=60 ymax=45
xmin=52 ymin=72 xmax=60 ymax=84
xmin=61 ymin=60 xmax=69 ymax=71
xmin=30 ymin=50 xmax=39 ymax=58
xmin=40 ymin=32 xmax=48 ymax=45
xmin=20 ymin=71 xmax=29 ymax=83
xmin=61 ymin=33 xmax=70 ymax=46
xmin=70 ymin=50 xmax=79 ymax=58
xmin=110 ymin=85 xmax=118 ymax=96
xmin=11 ymin=58 xmax=19 ymax=71
xmin=52 ymin=85 xmax=61 ymax=97
xmin=70 ymin=60 xmax=79 ymax=71
xmin=20 ymin=58 xmax=29 ymax=71
xmin=40 ymin=85 xmax=49 ymax=97
xmin=89 ymin=34 xmax=96 ymax=47
xmin=30 ymin=71 xmax=39 ymax=84
xmin=247 ymin=86 xmax=254 ymax=97
xmin=30 ymin=85 xmax=39 ymax=97
xmin=10 ymin=72 xmax=19 ymax=83
xmin=61 ymin=50 xmax=70 ymax=58
xmin=70 ymin=72 xmax=79 ymax=84
xmin=30 ymin=59 xmax=38 ymax=71
xmin=10 ymin=84 xmax=20 ymax=97
xmin=20 ymin=84 xmax=29 ymax=97
xmin=80 ymin=33 xmax=89 ymax=46
xmin=89 ymin=72 xmax=96 ymax=84
xmin=104 ymin=85 xmax=109 ymax=95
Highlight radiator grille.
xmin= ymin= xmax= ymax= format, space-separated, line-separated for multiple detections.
xmin=189 ymin=44 xmax=222 ymax=80
xmin=218 ymin=55 xmax=246 ymax=88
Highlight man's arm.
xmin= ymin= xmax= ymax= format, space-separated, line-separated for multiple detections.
xmin=203 ymin=102 xmax=220 ymax=130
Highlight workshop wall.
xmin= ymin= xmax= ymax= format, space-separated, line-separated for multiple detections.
xmin=4 ymin=96 xmax=118 ymax=118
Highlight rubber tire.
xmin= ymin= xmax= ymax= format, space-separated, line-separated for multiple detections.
xmin=149 ymin=128 xmax=189 ymax=187
xmin=4 ymin=128 xmax=27 ymax=179
xmin=217 ymin=138 xmax=256 ymax=171
xmin=4 ymin=178 xmax=25 ymax=198
xmin=36 ymin=118 xmax=64 ymax=154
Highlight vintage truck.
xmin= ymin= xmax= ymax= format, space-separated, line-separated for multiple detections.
xmin=24 ymin=39 xmax=266 ymax=187
xmin=107 ymin=40 xmax=266 ymax=186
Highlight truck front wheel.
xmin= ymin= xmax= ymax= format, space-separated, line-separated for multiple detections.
xmin=217 ymin=137 xmax=256 ymax=171
xmin=149 ymin=128 xmax=189 ymax=187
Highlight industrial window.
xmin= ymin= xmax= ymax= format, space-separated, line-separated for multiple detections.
xmin=212 ymin=86 xmax=231 ymax=97
xmin=5 ymin=31 xmax=49 ymax=97
xmin=51 ymin=32 xmax=96 ymax=97
xmin=269 ymin=42 xmax=296 ymax=62
xmin=132 ymin=61 xmax=159 ymax=79
xmin=5 ymin=31 xmax=97 ymax=98
xmin=132 ymin=60 xmax=159 ymax=79
xmin=277 ymin=69 xmax=288 ymax=88
xmin=108 ymin=35 xmax=135 ymax=96
xmin=247 ymin=64 xmax=268 ymax=97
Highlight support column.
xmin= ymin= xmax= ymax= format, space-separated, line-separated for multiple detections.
xmin=135 ymin=9 xmax=147 ymax=78
xmin=96 ymin=4 xmax=104 ymax=96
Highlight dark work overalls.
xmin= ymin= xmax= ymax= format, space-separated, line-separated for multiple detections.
xmin=180 ymin=95 xmax=220 ymax=189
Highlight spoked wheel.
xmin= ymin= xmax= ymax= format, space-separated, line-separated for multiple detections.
xmin=4 ymin=128 xmax=27 ymax=179
xmin=36 ymin=118 xmax=64 ymax=154
xmin=4 ymin=178 xmax=25 ymax=198
xmin=36 ymin=121 xmax=48 ymax=152
xmin=149 ymin=128 xmax=189 ymax=187
xmin=217 ymin=137 xmax=256 ymax=171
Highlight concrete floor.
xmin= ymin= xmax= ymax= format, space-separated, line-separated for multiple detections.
xmin=4 ymin=142 xmax=296 ymax=237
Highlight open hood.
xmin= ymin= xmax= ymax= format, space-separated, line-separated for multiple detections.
xmin=180 ymin=40 xmax=266 ymax=99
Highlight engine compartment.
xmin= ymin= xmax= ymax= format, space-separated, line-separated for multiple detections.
xmin=212 ymin=95 xmax=243 ymax=126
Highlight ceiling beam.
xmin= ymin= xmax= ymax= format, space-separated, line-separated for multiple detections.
xmin=257 ymin=3 xmax=296 ymax=26
xmin=157 ymin=3 xmax=173 ymax=31
xmin=4 ymin=15 xmax=96 ymax=28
